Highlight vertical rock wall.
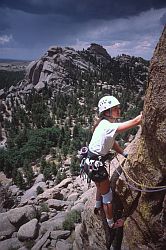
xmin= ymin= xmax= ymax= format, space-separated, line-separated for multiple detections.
xmin=119 ymin=25 xmax=166 ymax=250
xmin=77 ymin=26 xmax=166 ymax=250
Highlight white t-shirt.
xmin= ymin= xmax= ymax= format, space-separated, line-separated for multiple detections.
xmin=89 ymin=119 xmax=120 ymax=156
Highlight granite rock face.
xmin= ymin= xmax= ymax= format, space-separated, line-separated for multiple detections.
xmin=117 ymin=26 xmax=166 ymax=250
xmin=73 ymin=187 xmax=111 ymax=250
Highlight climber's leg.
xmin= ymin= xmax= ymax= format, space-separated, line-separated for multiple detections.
xmin=94 ymin=184 xmax=102 ymax=214
xmin=95 ymin=178 xmax=114 ymax=228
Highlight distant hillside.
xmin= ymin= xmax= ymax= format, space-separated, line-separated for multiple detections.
xmin=0 ymin=58 xmax=30 ymax=70
xmin=0 ymin=59 xmax=30 ymax=89
xmin=0 ymin=43 xmax=149 ymax=133
xmin=0 ymin=59 xmax=30 ymax=63
xmin=0 ymin=43 xmax=149 ymax=180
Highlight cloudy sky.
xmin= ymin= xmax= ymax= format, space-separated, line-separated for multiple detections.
xmin=0 ymin=0 xmax=166 ymax=60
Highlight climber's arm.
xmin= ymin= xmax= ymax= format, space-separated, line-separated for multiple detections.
xmin=113 ymin=141 xmax=128 ymax=157
xmin=117 ymin=113 xmax=142 ymax=133
xmin=113 ymin=141 xmax=123 ymax=154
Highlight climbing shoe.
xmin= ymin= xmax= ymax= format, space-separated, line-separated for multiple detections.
xmin=111 ymin=218 xmax=125 ymax=229
xmin=94 ymin=207 xmax=100 ymax=215
xmin=94 ymin=206 xmax=103 ymax=215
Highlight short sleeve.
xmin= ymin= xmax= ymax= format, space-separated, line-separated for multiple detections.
xmin=106 ymin=122 xmax=120 ymax=138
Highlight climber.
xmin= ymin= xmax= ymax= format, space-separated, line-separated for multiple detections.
xmin=84 ymin=95 xmax=142 ymax=229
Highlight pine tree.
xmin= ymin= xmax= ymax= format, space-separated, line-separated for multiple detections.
xmin=70 ymin=155 xmax=79 ymax=175
xmin=23 ymin=162 xmax=34 ymax=187
xmin=15 ymin=171 xmax=25 ymax=189
xmin=73 ymin=125 xmax=79 ymax=139
xmin=51 ymin=162 xmax=57 ymax=176
xmin=43 ymin=163 xmax=52 ymax=180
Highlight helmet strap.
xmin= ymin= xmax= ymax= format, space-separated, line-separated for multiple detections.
xmin=104 ymin=109 xmax=119 ymax=123
xmin=103 ymin=109 xmax=114 ymax=120
xmin=104 ymin=108 xmax=112 ymax=118
xmin=109 ymin=108 xmax=112 ymax=117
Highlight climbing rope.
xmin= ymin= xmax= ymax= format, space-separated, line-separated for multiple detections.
xmin=119 ymin=157 xmax=166 ymax=189
xmin=111 ymin=156 xmax=166 ymax=192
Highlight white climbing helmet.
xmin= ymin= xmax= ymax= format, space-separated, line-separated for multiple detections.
xmin=98 ymin=96 xmax=120 ymax=114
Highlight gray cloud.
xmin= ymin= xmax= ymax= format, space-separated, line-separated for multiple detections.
xmin=0 ymin=1 xmax=165 ymax=60
xmin=0 ymin=0 xmax=166 ymax=21
xmin=160 ymin=12 xmax=166 ymax=24
xmin=0 ymin=9 xmax=11 ymax=33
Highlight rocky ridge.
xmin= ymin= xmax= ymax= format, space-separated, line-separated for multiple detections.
xmin=0 ymin=168 xmax=95 ymax=250
xmin=0 ymin=43 xmax=148 ymax=98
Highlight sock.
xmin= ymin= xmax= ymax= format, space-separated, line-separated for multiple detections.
xmin=95 ymin=200 xmax=102 ymax=208
xmin=107 ymin=218 xmax=114 ymax=228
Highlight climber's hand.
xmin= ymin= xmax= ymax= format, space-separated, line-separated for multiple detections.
xmin=122 ymin=152 xmax=128 ymax=158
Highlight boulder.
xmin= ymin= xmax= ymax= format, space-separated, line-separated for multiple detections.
xmin=67 ymin=192 xmax=79 ymax=202
xmin=40 ymin=212 xmax=67 ymax=234
xmin=73 ymin=224 xmax=84 ymax=250
xmin=0 ymin=89 xmax=5 ymax=98
xmin=34 ymin=174 xmax=45 ymax=184
xmin=0 ymin=238 xmax=23 ymax=250
xmin=55 ymin=177 xmax=73 ymax=189
xmin=17 ymin=218 xmax=38 ymax=241
xmin=31 ymin=231 xmax=50 ymax=250
xmin=20 ymin=182 xmax=47 ymax=204
xmin=34 ymin=81 xmax=45 ymax=92
xmin=8 ymin=185 xmax=19 ymax=196
xmin=23 ymin=83 xmax=33 ymax=91
xmin=42 ymin=61 xmax=54 ymax=73
xmin=0 ymin=213 xmax=16 ymax=237
xmin=56 ymin=239 xmax=72 ymax=250
xmin=6 ymin=205 xmax=37 ymax=226
xmin=46 ymin=199 xmax=72 ymax=210
xmin=37 ymin=187 xmax=63 ymax=201
xmin=50 ymin=230 xmax=71 ymax=240
xmin=71 ymin=202 xmax=85 ymax=213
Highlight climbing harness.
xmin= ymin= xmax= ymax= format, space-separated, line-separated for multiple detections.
xmin=85 ymin=157 xmax=109 ymax=183
xmin=83 ymin=151 xmax=115 ymax=183
xmin=112 ymin=156 xmax=166 ymax=193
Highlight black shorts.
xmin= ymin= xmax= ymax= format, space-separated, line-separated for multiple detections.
xmin=84 ymin=163 xmax=108 ymax=182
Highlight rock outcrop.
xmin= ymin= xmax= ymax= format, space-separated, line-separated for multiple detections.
xmin=0 ymin=42 xmax=148 ymax=101
xmin=87 ymin=43 xmax=111 ymax=61
xmin=119 ymin=25 xmax=166 ymax=250
xmin=0 ymin=172 xmax=93 ymax=249
xmin=75 ymin=26 xmax=166 ymax=250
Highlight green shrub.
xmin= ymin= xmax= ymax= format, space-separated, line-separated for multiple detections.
xmin=36 ymin=186 xmax=44 ymax=195
xmin=43 ymin=164 xmax=52 ymax=180
xmin=70 ymin=155 xmax=80 ymax=175
xmin=40 ymin=202 xmax=49 ymax=213
xmin=51 ymin=162 xmax=57 ymax=176
xmin=63 ymin=210 xmax=81 ymax=231
xmin=56 ymin=170 xmax=67 ymax=184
